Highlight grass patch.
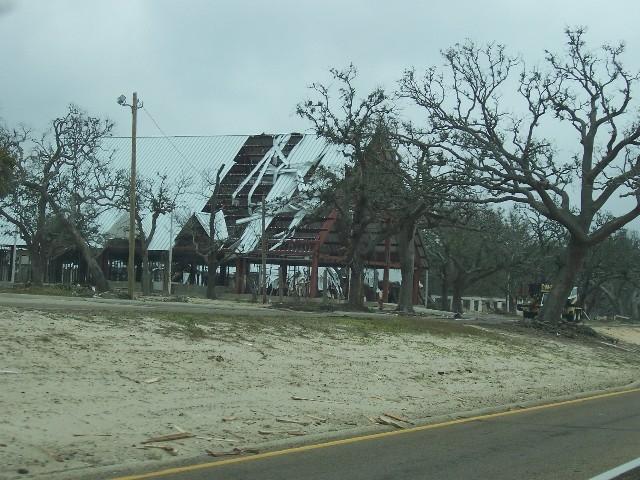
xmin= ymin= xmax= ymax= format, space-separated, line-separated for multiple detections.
xmin=34 ymin=331 xmax=77 ymax=343
xmin=156 ymin=318 xmax=208 ymax=340
xmin=93 ymin=309 xmax=504 ymax=343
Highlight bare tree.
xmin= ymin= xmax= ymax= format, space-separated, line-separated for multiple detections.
xmin=0 ymin=106 xmax=123 ymax=290
xmin=381 ymin=138 xmax=460 ymax=312
xmin=0 ymin=139 xmax=16 ymax=198
xmin=118 ymin=172 xmax=188 ymax=295
xmin=400 ymin=28 xmax=640 ymax=324
xmin=297 ymin=65 xmax=394 ymax=308
xmin=203 ymin=164 xmax=226 ymax=300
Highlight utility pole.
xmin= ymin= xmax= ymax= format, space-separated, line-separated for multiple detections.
xmin=10 ymin=229 xmax=17 ymax=283
xmin=424 ymin=269 xmax=429 ymax=307
xmin=261 ymin=196 xmax=267 ymax=304
xmin=117 ymin=92 xmax=143 ymax=300
xmin=167 ymin=213 xmax=174 ymax=295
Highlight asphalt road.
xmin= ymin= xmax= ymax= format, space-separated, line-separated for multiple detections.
xmin=112 ymin=389 xmax=640 ymax=480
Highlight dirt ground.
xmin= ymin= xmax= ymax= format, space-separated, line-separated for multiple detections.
xmin=0 ymin=307 xmax=638 ymax=480
xmin=592 ymin=324 xmax=640 ymax=346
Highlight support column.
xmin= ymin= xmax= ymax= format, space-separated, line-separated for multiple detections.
xmin=235 ymin=258 xmax=244 ymax=294
xmin=323 ymin=268 xmax=329 ymax=302
xmin=382 ymin=237 xmax=390 ymax=302
xmin=412 ymin=268 xmax=421 ymax=305
xmin=163 ymin=251 xmax=169 ymax=294
xmin=278 ymin=264 xmax=286 ymax=300
xmin=309 ymin=253 xmax=319 ymax=298
xmin=423 ymin=269 xmax=429 ymax=307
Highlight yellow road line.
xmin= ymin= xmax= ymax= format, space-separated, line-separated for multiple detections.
xmin=112 ymin=386 xmax=640 ymax=480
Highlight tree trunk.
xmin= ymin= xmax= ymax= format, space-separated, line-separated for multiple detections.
xmin=538 ymin=239 xmax=588 ymax=324
xmin=58 ymin=215 xmax=110 ymax=292
xmin=206 ymin=256 xmax=218 ymax=300
xmin=141 ymin=249 xmax=151 ymax=295
xmin=29 ymin=243 xmax=46 ymax=286
xmin=348 ymin=256 xmax=365 ymax=308
xmin=396 ymin=222 xmax=416 ymax=313
xmin=451 ymin=277 xmax=464 ymax=314
xmin=440 ymin=267 xmax=449 ymax=311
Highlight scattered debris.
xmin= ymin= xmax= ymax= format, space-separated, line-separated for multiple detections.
xmin=222 ymin=416 xmax=237 ymax=422
xmin=304 ymin=414 xmax=327 ymax=423
xmin=383 ymin=412 xmax=414 ymax=425
xmin=206 ymin=447 xmax=259 ymax=457
xmin=17 ymin=468 xmax=29 ymax=475
xmin=276 ymin=418 xmax=310 ymax=426
xmin=222 ymin=429 xmax=245 ymax=440
xmin=208 ymin=355 xmax=224 ymax=362
xmin=286 ymin=431 xmax=306 ymax=436
xmin=0 ymin=370 xmax=19 ymax=374
xmin=214 ymin=437 xmax=237 ymax=443
xmin=597 ymin=341 xmax=632 ymax=352
xmin=41 ymin=447 xmax=64 ymax=462
xmin=375 ymin=415 xmax=407 ymax=429
xmin=141 ymin=432 xmax=194 ymax=444
xmin=143 ymin=377 xmax=161 ymax=384
xmin=291 ymin=395 xmax=310 ymax=401
xmin=138 ymin=445 xmax=177 ymax=455
xmin=72 ymin=434 xmax=112 ymax=437
xmin=116 ymin=372 xmax=140 ymax=384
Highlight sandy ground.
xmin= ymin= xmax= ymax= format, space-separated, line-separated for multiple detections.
xmin=592 ymin=324 xmax=640 ymax=346
xmin=0 ymin=307 xmax=638 ymax=480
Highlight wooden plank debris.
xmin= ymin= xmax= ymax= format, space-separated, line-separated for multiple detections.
xmin=375 ymin=415 xmax=406 ymax=429
xmin=304 ymin=415 xmax=327 ymax=423
xmin=383 ymin=413 xmax=414 ymax=425
xmin=206 ymin=447 xmax=259 ymax=457
xmin=141 ymin=432 xmax=194 ymax=444
xmin=138 ymin=445 xmax=177 ymax=455
xmin=276 ymin=418 xmax=310 ymax=426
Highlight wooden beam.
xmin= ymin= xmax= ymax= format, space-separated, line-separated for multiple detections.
xmin=382 ymin=236 xmax=391 ymax=303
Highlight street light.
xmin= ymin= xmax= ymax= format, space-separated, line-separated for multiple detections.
xmin=117 ymin=92 xmax=143 ymax=300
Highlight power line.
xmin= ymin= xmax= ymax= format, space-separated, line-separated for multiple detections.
xmin=142 ymin=106 xmax=210 ymax=181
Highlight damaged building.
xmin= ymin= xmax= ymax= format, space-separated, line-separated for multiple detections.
xmin=0 ymin=133 xmax=429 ymax=305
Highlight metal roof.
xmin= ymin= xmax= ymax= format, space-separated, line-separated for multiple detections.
xmin=0 ymin=225 xmax=25 ymax=247
xmin=233 ymin=135 xmax=347 ymax=253
xmin=2 ymin=134 xmax=348 ymax=255
xmin=99 ymin=135 xmax=248 ymax=251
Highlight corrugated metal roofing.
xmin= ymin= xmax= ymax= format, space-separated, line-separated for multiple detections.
xmin=0 ymin=224 xmax=25 ymax=247
xmin=2 ymin=134 xmax=349 ymax=255
xmin=233 ymin=135 xmax=347 ymax=253
xmin=99 ymin=135 xmax=248 ymax=251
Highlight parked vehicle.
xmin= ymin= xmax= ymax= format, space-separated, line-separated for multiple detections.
xmin=517 ymin=283 xmax=583 ymax=322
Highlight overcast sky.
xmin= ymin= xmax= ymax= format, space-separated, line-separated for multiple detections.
xmin=2 ymin=0 xmax=640 ymax=228
xmin=2 ymin=0 xmax=640 ymax=137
